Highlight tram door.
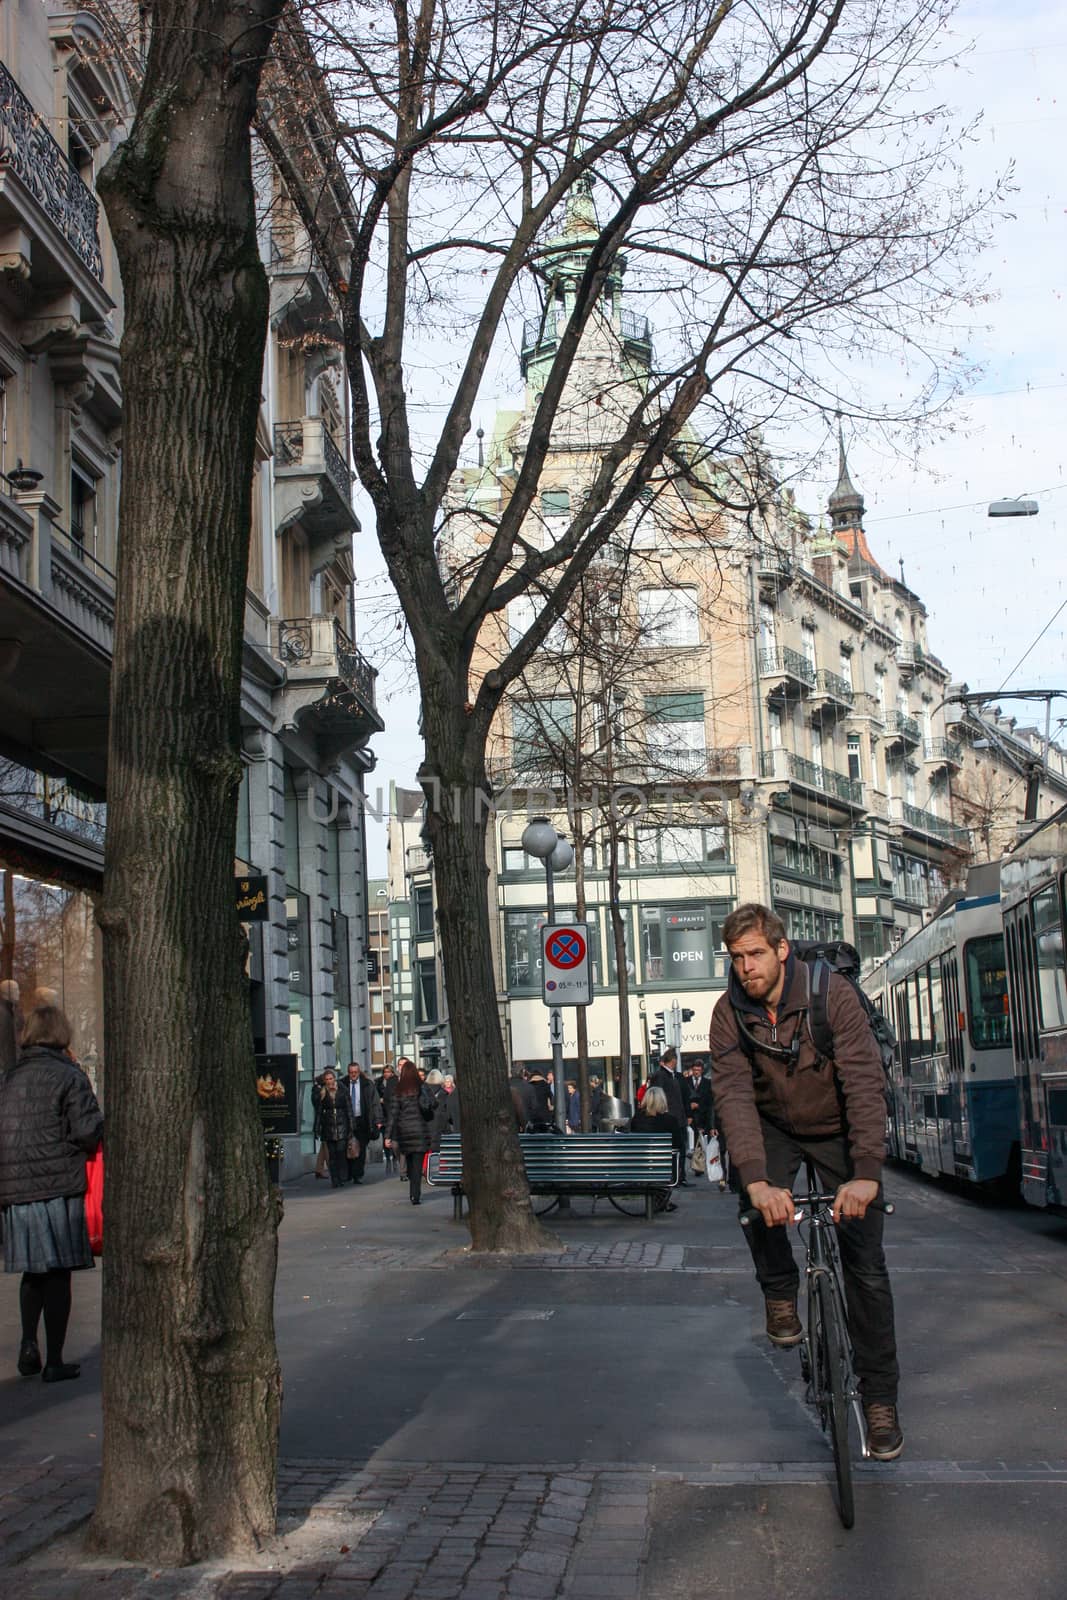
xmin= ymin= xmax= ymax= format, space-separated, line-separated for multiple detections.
xmin=1004 ymin=902 xmax=1046 ymax=1205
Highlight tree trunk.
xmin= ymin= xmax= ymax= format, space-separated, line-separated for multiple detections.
xmin=89 ymin=0 xmax=284 ymax=1564
xmin=421 ymin=718 xmax=556 ymax=1252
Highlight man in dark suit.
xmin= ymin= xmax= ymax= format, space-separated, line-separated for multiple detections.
xmin=651 ymin=1047 xmax=689 ymax=1181
xmin=684 ymin=1059 xmax=713 ymax=1139
xmin=342 ymin=1062 xmax=383 ymax=1184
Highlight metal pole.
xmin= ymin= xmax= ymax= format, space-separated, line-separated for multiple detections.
xmin=546 ymin=859 xmax=567 ymax=1132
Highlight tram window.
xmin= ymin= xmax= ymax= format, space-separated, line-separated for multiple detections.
xmin=908 ymin=973 xmax=925 ymax=1057
xmin=1032 ymin=886 xmax=1067 ymax=1030
xmin=1048 ymin=1088 xmax=1067 ymax=1127
xmin=964 ymin=935 xmax=1010 ymax=1050
xmin=917 ymin=969 xmax=933 ymax=1057
xmin=929 ymin=965 xmax=944 ymax=1055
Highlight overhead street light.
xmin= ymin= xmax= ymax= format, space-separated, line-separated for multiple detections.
xmin=988 ymin=497 xmax=1039 ymax=517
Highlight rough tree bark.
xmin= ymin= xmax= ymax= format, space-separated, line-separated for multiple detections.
xmin=88 ymin=0 xmax=287 ymax=1564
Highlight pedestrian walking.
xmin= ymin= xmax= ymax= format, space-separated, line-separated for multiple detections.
xmin=651 ymin=1047 xmax=689 ymax=1182
xmin=384 ymin=1058 xmax=436 ymax=1205
xmin=442 ymin=1073 xmax=461 ymax=1134
xmin=0 ymin=1001 xmax=103 ymax=1382
xmin=423 ymin=1069 xmax=450 ymax=1152
xmin=565 ymin=1079 xmax=580 ymax=1133
xmin=340 ymin=1062 xmax=383 ymax=1184
xmin=523 ymin=1068 xmax=554 ymax=1131
xmin=311 ymin=1071 xmax=354 ymax=1189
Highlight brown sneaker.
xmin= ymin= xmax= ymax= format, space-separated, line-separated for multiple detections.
xmin=765 ymin=1298 xmax=803 ymax=1347
xmin=863 ymin=1401 xmax=903 ymax=1461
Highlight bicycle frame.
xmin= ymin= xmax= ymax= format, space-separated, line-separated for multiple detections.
xmin=796 ymin=1175 xmax=870 ymax=1462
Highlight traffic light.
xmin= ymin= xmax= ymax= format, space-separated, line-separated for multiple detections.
xmin=681 ymin=1008 xmax=694 ymax=1023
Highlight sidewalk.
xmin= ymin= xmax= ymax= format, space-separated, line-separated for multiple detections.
xmin=3 ymin=1160 xmax=1067 ymax=1597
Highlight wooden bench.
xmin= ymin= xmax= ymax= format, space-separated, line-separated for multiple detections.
xmin=427 ymin=1132 xmax=679 ymax=1221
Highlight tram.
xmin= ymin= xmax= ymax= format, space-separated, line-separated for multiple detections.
xmin=999 ymin=804 xmax=1067 ymax=1209
xmin=865 ymin=861 xmax=1017 ymax=1190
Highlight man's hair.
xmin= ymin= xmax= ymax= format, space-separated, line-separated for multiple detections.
xmin=661 ymin=1046 xmax=677 ymax=1065
xmin=641 ymin=1086 xmax=668 ymax=1116
xmin=346 ymin=1061 xmax=361 ymax=1073
xmin=21 ymin=1004 xmax=73 ymax=1051
xmin=722 ymin=902 xmax=787 ymax=950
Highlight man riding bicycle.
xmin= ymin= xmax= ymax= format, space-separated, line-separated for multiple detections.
xmin=709 ymin=903 xmax=902 ymax=1461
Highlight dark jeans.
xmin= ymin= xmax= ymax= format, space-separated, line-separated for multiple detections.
xmin=326 ymin=1139 xmax=349 ymax=1188
xmin=407 ymin=1151 xmax=425 ymax=1202
xmin=740 ymin=1119 xmax=899 ymax=1403
xmin=346 ymin=1138 xmax=368 ymax=1183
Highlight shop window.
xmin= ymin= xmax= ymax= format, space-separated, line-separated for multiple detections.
xmin=640 ymin=903 xmax=728 ymax=984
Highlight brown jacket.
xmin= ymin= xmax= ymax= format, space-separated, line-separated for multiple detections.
xmin=708 ymin=955 xmax=887 ymax=1190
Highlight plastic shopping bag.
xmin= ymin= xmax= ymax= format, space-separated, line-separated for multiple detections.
xmin=703 ymin=1134 xmax=724 ymax=1186
xmin=85 ymin=1146 xmax=104 ymax=1256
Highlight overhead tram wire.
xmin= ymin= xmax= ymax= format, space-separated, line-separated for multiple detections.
xmin=996 ymin=594 xmax=1067 ymax=694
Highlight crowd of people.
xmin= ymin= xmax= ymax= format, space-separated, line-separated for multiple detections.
xmin=312 ymin=1057 xmax=460 ymax=1205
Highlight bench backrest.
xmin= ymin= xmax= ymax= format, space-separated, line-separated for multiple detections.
xmin=430 ymin=1131 xmax=675 ymax=1185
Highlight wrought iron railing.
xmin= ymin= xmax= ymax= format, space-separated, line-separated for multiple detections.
xmin=521 ymin=313 xmax=566 ymax=351
xmin=901 ymin=801 xmax=969 ymax=848
xmin=0 ymin=61 xmax=104 ymax=281
xmin=924 ymin=737 xmax=962 ymax=766
xmin=813 ymin=667 xmax=854 ymax=704
xmin=277 ymin=616 xmax=377 ymax=713
xmin=761 ymin=749 xmax=864 ymax=806
xmin=886 ymin=710 xmax=921 ymax=742
xmin=51 ymin=523 xmax=115 ymax=583
xmin=758 ymin=645 xmax=816 ymax=686
xmin=273 ymin=419 xmax=352 ymax=506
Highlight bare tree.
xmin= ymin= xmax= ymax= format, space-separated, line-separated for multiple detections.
xmin=260 ymin=0 xmax=999 ymax=1249
xmin=88 ymin=0 xmax=288 ymax=1565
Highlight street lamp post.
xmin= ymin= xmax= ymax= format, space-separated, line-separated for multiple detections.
xmin=521 ymin=816 xmax=574 ymax=1133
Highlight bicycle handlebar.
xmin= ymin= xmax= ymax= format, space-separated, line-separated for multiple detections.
xmin=739 ymin=1195 xmax=895 ymax=1228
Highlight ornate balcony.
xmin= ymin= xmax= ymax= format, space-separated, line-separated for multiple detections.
xmin=885 ymin=710 xmax=921 ymax=748
xmin=810 ymin=667 xmax=855 ymax=720
xmin=758 ymin=645 xmax=815 ymax=697
xmin=760 ymin=748 xmax=865 ymax=810
xmin=273 ymin=615 xmax=382 ymax=758
xmin=267 ymin=232 xmax=343 ymax=341
xmin=0 ymin=60 xmax=105 ymax=288
xmin=896 ymin=641 xmax=924 ymax=678
xmin=889 ymin=795 xmax=970 ymax=850
xmin=924 ymin=737 xmax=963 ymax=772
xmin=273 ymin=417 xmax=358 ymax=544
xmin=756 ymin=544 xmax=794 ymax=594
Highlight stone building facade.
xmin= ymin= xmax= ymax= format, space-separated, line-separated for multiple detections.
xmin=0 ymin=7 xmax=382 ymax=1158
xmin=434 ymin=192 xmax=1065 ymax=1091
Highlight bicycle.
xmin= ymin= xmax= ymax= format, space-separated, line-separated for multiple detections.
xmin=742 ymin=1160 xmax=893 ymax=1529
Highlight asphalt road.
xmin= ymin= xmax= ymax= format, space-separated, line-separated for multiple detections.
xmin=3 ymin=1153 xmax=1067 ymax=1595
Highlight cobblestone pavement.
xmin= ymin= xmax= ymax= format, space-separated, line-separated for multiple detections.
xmin=1 ymin=1458 xmax=654 ymax=1599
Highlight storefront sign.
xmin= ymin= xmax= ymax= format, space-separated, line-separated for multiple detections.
xmin=254 ymin=1053 xmax=299 ymax=1135
xmin=236 ymin=874 xmax=269 ymax=921
xmin=772 ymin=878 xmax=841 ymax=913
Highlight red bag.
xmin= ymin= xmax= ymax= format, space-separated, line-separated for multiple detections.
xmin=85 ymin=1147 xmax=104 ymax=1257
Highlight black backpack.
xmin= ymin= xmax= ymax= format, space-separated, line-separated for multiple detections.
xmin=731 ymin=940 xmax=896 ymax=1082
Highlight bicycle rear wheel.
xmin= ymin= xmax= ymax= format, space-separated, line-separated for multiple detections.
xmin=813 ymin=1273 xmax=854 ymax=1529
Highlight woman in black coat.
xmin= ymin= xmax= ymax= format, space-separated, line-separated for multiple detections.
xmin=384 ymin=1057 xmax=435 ymax=1204
xmin=627 ymin=1086 xmax=681 ymax=1213
xmin=0 ymin=1002 xmax=103 ymax=1381
xmin=311 ymin=1071 xmax=354 ymax=1189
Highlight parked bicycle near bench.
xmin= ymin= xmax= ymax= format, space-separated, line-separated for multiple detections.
xmin=709 ymin=903 xmax=902 ymax=1463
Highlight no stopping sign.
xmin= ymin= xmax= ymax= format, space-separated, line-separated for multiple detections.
xmin=541 ymin=923 xmax=593 ymax=1006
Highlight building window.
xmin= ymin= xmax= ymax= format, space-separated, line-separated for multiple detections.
xmin=501 ymin=846 xmax=530 ymax=872
xmin=767 ymin=704 xmax=783 ymax=748
xmin=801 ymin=623 xmax=817 ymax=671
xmin=413 ymin=883 xmax=434 ymax=939
xmin=847 ymin=735 xmax=862 ymax=783
xmin=332 ymin=909 xmax=352 ymax=1068
xmin=635 ymin=824 xmax=729 ymax=866
xmin=512 ymin=698 xmax=574 ymax=779
xmin=637 ymin=587 xmax=700 ymax=646
xmin=759 ymin=601 xmax=777 ymax=653
xmin=70 ymin=465 xmax=98 ymax=558
xmin=644 ymin=692 xmax=705 ymax=776
xmin=839 ymin=648 xmax=853 ymax=690
xmin=875 ymin=671 xmax=887 ymax=721
xmin=415 ymin=957 xmax=438 ymax=1025
xmin=639 ymin=903 xmax=729 ymax=984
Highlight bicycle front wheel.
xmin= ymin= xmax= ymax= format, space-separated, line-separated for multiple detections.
xmin=813 ymin=1272 xmax=854 ymax=1529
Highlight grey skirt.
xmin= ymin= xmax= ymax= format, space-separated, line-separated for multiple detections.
xmin=2 ymin=1196 xmax=95 ymax=1273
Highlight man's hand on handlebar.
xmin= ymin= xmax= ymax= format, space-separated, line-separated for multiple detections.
xmin=745 ymin=1181 xmax=798 ymax=1227
xmin=832 ymin=1178 xmax=880 ymax=1223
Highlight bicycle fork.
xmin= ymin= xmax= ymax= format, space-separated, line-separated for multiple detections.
xmin=803 ymin=1257 xmax=871 ymax=1461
